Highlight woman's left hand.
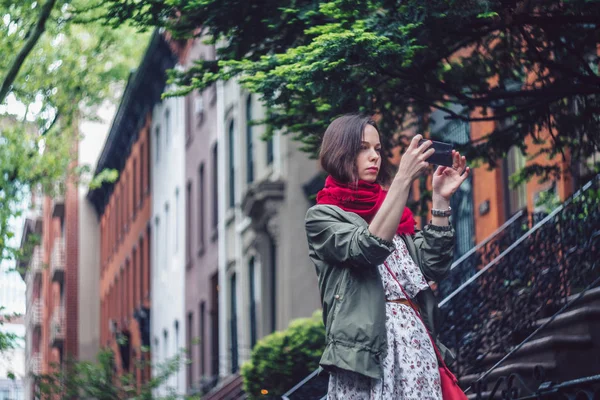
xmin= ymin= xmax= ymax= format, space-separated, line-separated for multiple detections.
xmin=432 ymin=150 xmax=470 ymax=201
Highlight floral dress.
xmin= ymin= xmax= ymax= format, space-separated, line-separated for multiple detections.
xmin=327 ymin=235 xmax=443 ymax=400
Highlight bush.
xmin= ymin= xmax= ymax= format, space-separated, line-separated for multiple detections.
xmin=35 ymin=347 xmax=194 ymax=400
xmin=241 ymin=310 xmax=325 ymax=399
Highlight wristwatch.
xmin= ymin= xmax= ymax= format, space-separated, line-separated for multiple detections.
xmin=431 ymin=206 xmax=452 ymax=217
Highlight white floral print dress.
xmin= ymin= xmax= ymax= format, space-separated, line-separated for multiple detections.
xmin=327 ymin=235 xmax=443 ymax=400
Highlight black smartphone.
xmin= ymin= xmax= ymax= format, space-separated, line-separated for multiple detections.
xmin=418 ymin=139 xmax=454 ymax=167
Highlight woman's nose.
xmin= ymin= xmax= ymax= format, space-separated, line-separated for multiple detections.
xmin=369 ymin=149 xmax=379 ymax=161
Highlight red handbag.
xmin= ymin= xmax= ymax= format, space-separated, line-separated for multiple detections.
xmin=383 ymin=262 xmax=468 ymax=400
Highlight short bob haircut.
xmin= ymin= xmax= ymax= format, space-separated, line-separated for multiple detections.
xmin=319 ymin=114 xmax=393 ymax=186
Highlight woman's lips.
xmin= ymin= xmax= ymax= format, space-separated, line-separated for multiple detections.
xmin=366 ymin=167 xmax=379 ymax=172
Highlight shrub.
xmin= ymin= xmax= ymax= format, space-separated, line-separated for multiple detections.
xmin=241 ymin=310 xmax=325 ymax=399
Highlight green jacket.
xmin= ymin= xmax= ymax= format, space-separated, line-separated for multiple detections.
xmin=305 ymin=204 xmax=456 ymax=379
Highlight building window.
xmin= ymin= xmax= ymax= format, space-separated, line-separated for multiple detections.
xmin=133 ymin=159 xmax=138 ymax=217
xmin=165 ymin=203 xmax=169 ymax=261
xmin=145 ymin=140 xmax=150 ymax=194
xmin=248 ymin=257 xmax=257 ymax=349
xmin=246 ymin=95 xmax=254 ymax=183
xmin=230 ymin=273 xmax=238 ymax=373
xmin=139 ymin=237 xmax=144 ymax=305
xmin=175 ymin=189 xmax=180 ymax=253
xmin=186 ymin=181 xmax=192 ymax=266
xmin=125 ymin=173 xmax=129 ymax=228
xmin=211 ymin=143 xmax=218 ymax=233
xmin=146 ymin=226 xmax=151 ymax=301
xmin=120 ymin=268 xmax=125 ymax=324
xmin=174 ymin=320 xmax=180 ymax=376
xmin=116 ymin=193 xmax=120 ymax=244
xmin=269 ymin=239 xmax=277 ymax=333
xmin=228 ymin=120 xmax=235 ymax=208
xmin=165 ymin=108 xmax=171 ymax=146
xmin=187 ymin=312 xmax=194 ymax=387
xmin=155 ymin=126 xmax=161 ymax=163
xmin=266 ymin=133 xmax=274 ymax=166
xmin=125 ymin=260 xmax=131 ymax=318
xmin=140 ymin=143 xmax=145 ymax=204
xmin=198 ymin=163 xmax=205 ymax=252
xmin=185 ymin=95 xmax=193 ymax=144
xmin=120 ymin=181 xmax=124 ymax=234
xmin=155 ymin=217 xmax=160 ymax=274
xmin=163 ymin=329 xmax=169 ymax=361
xmin=210 ymin=273 xmax=219 ymax=377
xmin=200 ymin=301 xmax=206 ymax=376
xmin=504 ymin=145 xmax=527 ymax=217
xmin=132 ymin=248 xmax=137 ymax=309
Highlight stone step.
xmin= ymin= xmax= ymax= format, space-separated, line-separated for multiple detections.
xmin=478 ymin=333 xmax=593 ymax=369
xmin=530 ymin=306 xmax=600 ymax=351
xmin=549 ymin=286 xmax=600 ymax=312
xmin=467 ymin=390 xmax=505 ymax=400
xmin=459 ymin=361 xmax=556 ymax=389
xmin=224 ymin=388 xmax=245 ymax=400
xmin=534 ymin=303 xmax=600 ymax=334
xmin=204 ymin=374 xmax=244 ymax=400
xmin=458 ymin=288 xmax=600 ymax=392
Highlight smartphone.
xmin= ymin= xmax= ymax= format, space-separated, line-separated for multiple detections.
xmin=418 ymin=139 xmax=454 ymax=167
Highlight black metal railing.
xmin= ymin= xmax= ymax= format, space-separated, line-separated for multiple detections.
xmin=281 ymin=368 xmax=329 ymax=400
xmin=473 ymin=368 xmax=600 ymax=400
xmin=438 ymin=208 xmax=530 ymax=299
xmin=439 ymin=174 xmax=600 ymax=378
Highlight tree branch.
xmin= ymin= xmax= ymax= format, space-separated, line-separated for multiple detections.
xmin=519 ymin=26 xmax=600 ymax=86
xmin=519 ymin=14 xmax=599 ymax=27
xmin=0 ymin=0 xmax=59 ymax=104
xmin=43 ymin=111 xmax=60 ymax=136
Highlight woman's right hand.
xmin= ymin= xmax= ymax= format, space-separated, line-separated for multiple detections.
xmin=396 ymin=135 xmax=434 ymax=184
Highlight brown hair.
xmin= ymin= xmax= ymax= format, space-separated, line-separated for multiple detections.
xmin=319 ymin=114 xmax=392 ymax=186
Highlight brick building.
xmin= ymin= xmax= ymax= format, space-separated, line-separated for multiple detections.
xmin=88 ymin=31 xmax=176 ymax=385
xmin=19 ymin=112 xmax=110 ymax=399
xmin=425 ymin=107 xmax=575 ymax=251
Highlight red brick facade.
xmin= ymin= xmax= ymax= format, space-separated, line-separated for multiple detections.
xmin=99 ymin=114 xmax=152 ymax=384
xmin=36 ymin=145 xmax=79 ymax=377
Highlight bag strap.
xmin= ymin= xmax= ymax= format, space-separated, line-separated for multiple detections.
xmin=382 ymin=261 xmax=449 ymax=370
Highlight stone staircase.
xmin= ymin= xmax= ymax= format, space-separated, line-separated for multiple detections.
xmin=203 ymin=374 xmax=247 ymax=400
xmin=462 ymin=286 xmax=600 ymax=399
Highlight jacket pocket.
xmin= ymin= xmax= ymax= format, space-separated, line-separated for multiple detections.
xmin=326 ymin=269 xmax=348 ymax=337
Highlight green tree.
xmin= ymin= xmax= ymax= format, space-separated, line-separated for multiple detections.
xmin=0 ymin=307 xmax=18 ymax=353
xmin=241 ymin=311 xmax=325 ymax=399
xmin=0 ymin=0 xmax=148 ymax=350
xmin=99 ymin=0 xmax=600 ymax=183
xmin=35 ymin=348 xmax=200 ymax=399
xmin=0 ymin=0 xmax=148 ymax=262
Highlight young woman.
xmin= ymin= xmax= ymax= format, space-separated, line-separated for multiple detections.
xmin=305 ymin=114 xmax=470 ymax=399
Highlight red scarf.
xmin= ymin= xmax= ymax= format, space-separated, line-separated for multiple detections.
xmin=316 ymin=176 xmax=415 ymax=235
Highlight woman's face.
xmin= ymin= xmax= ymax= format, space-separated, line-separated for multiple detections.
xmin=356 ymin=124 xmax=382 ymax=183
